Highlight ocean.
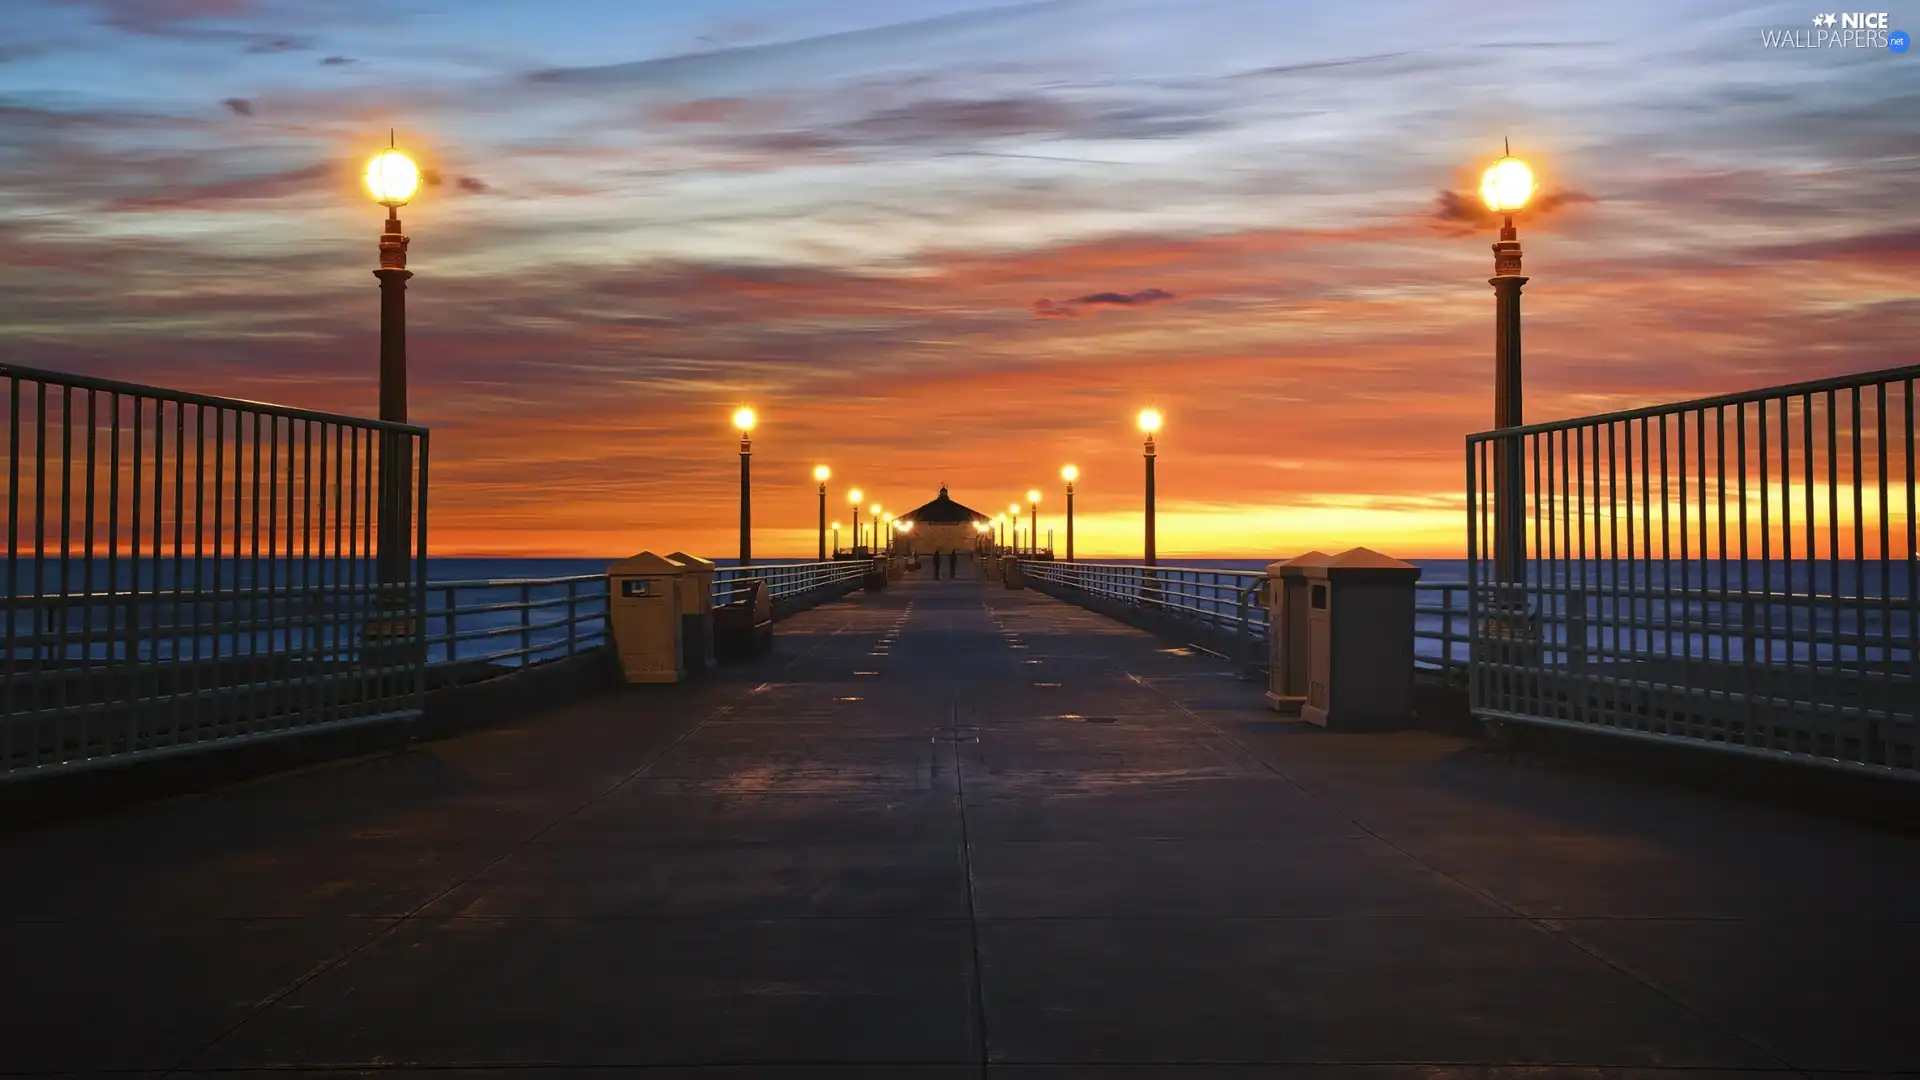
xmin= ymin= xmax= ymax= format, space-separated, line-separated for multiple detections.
xmin=7 ymin=555 xmax=1910 ymax=672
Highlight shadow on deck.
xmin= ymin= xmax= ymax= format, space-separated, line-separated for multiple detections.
xmin=2 ymin=566 xmax=1917 ymax=1075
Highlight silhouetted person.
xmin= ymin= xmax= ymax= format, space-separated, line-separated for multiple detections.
xmin=933 ymin=549 xmax=943 ymax=579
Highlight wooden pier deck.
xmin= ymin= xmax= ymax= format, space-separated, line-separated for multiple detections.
xmin=2 ymin=566 xmax=1916 ymax=1075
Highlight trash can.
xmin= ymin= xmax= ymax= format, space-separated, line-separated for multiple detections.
xmin=864 ymin=555 xmax=888 ymax=592
xmin=1264 ymin=551 xmax=1331 ymax=714
xmin=887 ymin=556 xmax=904 ymax=582
xmin=1298 ymin=547 xmax=1421 ymax=730
xmin=606 ymin=551 xmax=686 ymax=683
xmin=1002 ymin=556 xmax=1023 ymax=589
xmin=985 ymin=554 xmax=1004 ymax=582
xmin=666 ymin=551 xmax=717 ymax=674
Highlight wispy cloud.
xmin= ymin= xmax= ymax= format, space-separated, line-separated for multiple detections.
xmin=1033 ymin=288 xmax=1176 ymax=318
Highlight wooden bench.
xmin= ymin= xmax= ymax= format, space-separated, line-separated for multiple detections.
xmin=711 ymin=578 xmax=773 ymax=661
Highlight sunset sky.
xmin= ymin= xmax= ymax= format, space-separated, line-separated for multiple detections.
xmin=2 ymin=0 xmax=1915 ymax=558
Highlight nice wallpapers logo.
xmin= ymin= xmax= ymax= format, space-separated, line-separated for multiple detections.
xmin=1761 ymin=11 xmax=1908 ymax=48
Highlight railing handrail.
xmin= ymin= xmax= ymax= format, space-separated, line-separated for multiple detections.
xmin=1466 ymin=361 xmax=1920 ymax=441
xmin=1016 ymin=558 xmax=1480 ymax=675
xmin=425 ymin=559 xmax=864 ymax=669
xmin=0 ymin=361 xmax=429 ymax=435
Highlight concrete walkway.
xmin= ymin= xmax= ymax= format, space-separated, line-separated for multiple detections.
xmin=3 ymin=569 xmax=1918 ymax=1076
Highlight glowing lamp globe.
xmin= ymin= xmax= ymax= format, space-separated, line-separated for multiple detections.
xmin=848 ymin=488 xmax=863 ymax=504
xmin=1137 ymin=409 xmax=1163 ymax=434
xmin=1009 ymin=504 xmax=1020 ymax=516
xmin=1061 ymin=465 xmax=1078 ymax=483
xmin=732 ymin=407 xmax=756 ymax=432
xmin=831 ymin=521 xmax=842 ymax=531
xmin=365 ymin=148 xmax=420 ymax=208
xmin=813 ymin=465 xmax=831 ymax=482
xmin=870 ymin=503 xmax=881 ymax=515
xmin=1480 ymin=156 xmax=1536 ymax=214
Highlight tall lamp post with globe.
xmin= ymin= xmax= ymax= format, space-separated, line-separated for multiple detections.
xmin=813 ymin=465 xmax=831 ymax=560
xmin=734 ymin=407 xmax=756 ymax=566
xmin=365 ymin=137 xmax=421 ymax=636
xmin=1061 ymin=465 xmax=1078 ymax=562
xmin=1481 ymin=144 xmax=1536 ymax=616
xmin=1138 ymin=409 xmax=1162 ymax=567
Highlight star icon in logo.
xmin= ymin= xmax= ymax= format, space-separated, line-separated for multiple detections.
xmin=1812 ymin=12 xmax=1836 ymax=26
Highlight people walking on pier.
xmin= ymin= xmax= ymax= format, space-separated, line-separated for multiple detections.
xmin=933 ymin=550 xmax=943 ymax=579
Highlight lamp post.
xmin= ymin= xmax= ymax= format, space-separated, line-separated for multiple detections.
xmin=1009 ymin=504 xmax=1021 ymax=557
xmin=831 ymin=521 xmax=842 ymax=557
xmin=365 ymin=137 xmax=421 ymax=628
xmin=1481 ymin=144 xmax=1536 ymax=608
xmin=848 ymin=488 xmax=864 ymax=556
xmin=1026 ymin=489 xmax=1041 ymax=556
xmin=1138 ymin=409 xmax=1162 ymax=566
xmin=733 ymin=407 xmax=756 ymax=565
xmin=882 ymin=512 xmax=894 ymax=555
xmin=997 ymin=513 xmax=1007 ymax=552
xmin=869 ymin=504 xmax=883 ymax=551
xmin=813 ymin=465 xmax=831 ymax=561
xmin=1061 ymin=465 xmax=1078 ymax=562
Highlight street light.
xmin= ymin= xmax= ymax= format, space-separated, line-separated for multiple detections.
xmin=1481 ymin=142 xmax=1536 ymax=609
xmin=733 ymin=407 xmax=756 ymax=565
xmin=831 ymin=520 xmax=842 ymax=556
xmin=1138 ymin=409 xmax=1162 ymax=566
xmin=870 ymin=503 xmax=883 ymax=550
xmin=1009 ymin=504 xmax=1021 ymax=556
xmin=813 ymin=465 xmax=831 ymax=560
xmin=996 ymin=512 xmax=1008 ymax=552
xmin=1026 ymin=489 xmax=1041 ymax=556
xmin=1061 ymin=465 xmax=1078 ymax=562
xmin=365 ymin=134 xmax=421 ymax=634
xmin=848 ymin=488 xmax=864 ymax=555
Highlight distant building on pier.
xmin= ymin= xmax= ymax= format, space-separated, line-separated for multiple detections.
xmin=897 ymin=484 xmax=991 ymax=556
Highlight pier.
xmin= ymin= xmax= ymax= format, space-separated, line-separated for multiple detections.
xmin=1 ymin=359 xmax=1916 ymax=1074
xmin=5 ymin=569 xmax=1917 ymax=1073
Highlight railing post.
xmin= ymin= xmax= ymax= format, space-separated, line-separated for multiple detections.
xmin=566 ymin=578 xmax=579 ymax=657
xmin=444 ymin=585 xmax=457 ymax=663
xmin=1569 ymin=587 xmax=1587 ymax=674
xmin=519 ymin=581 xmax=532 ymax=665
xmin=1440 ymin=586 xmax=1455 ymax=675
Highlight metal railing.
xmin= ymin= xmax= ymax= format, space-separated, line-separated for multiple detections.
xmin=428 ymin=575 xmax=607 ymax=672
xmin=714 ymin=559 xmax=870 ymax=607
xmin=426 ymin=560 xmax=869 ymax=674
xmin=3 ymin=363 xmax=430 ymax=781
xmin=1015 ymin=560 xmax=1472 ymax=674
xmin=1467 ymin=364 xmax=1917 ymax=779
xmin=2 ymin=551 xmax=873 ymax=781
